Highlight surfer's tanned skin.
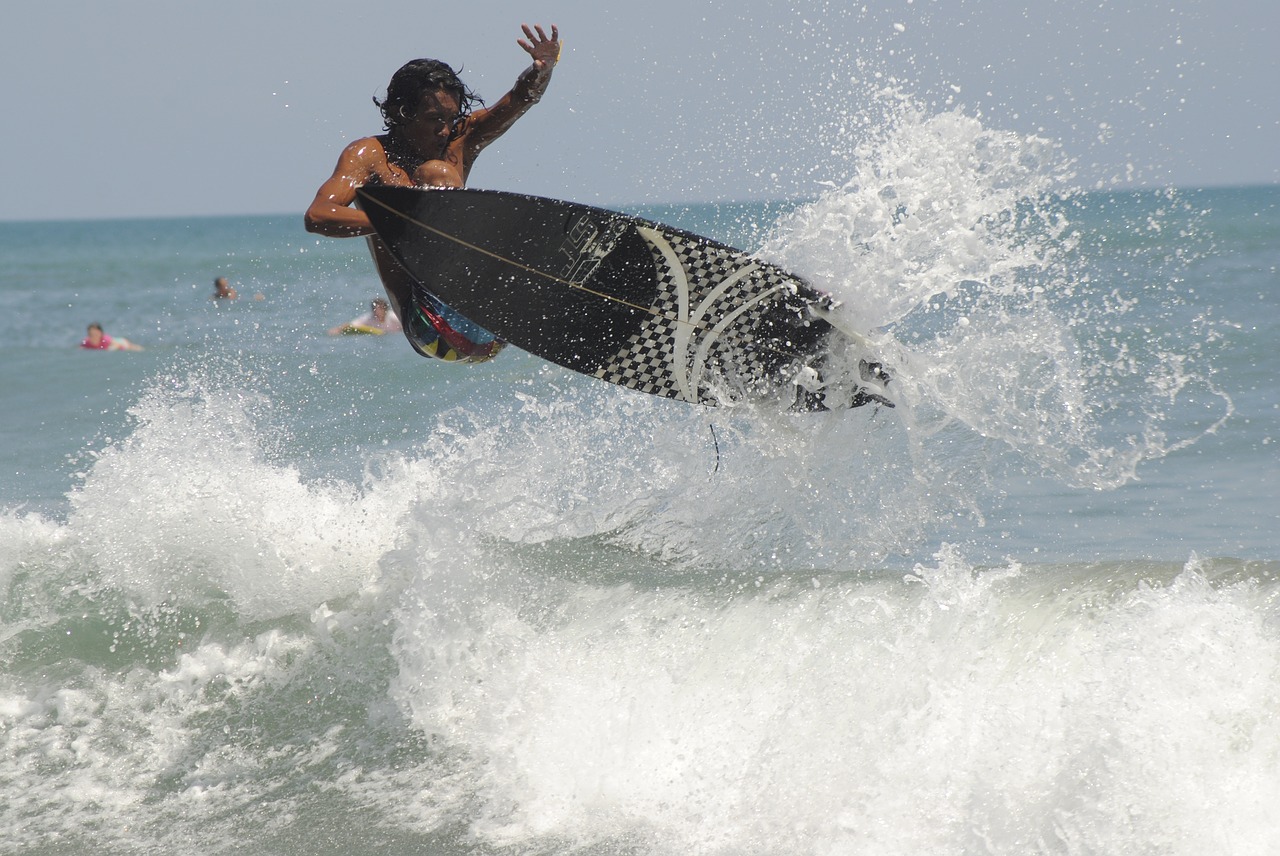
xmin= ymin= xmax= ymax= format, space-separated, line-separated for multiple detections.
xmin=304 ymin=23 xmax=560 ymax=315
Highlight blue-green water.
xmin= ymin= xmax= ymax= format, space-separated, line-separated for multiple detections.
xmin=2 ymin=112 xmax=1278 ymax=854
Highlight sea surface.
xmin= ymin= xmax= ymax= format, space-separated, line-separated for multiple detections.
xmin=2 ymin=105 xmax=1278 ymax=854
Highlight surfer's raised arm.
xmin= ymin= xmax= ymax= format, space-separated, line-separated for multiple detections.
xmin=462 ymin=24 xmax=561 ymax=158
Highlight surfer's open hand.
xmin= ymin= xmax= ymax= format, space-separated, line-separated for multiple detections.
xmin=518 ymin=24 xmax=560 ymax=70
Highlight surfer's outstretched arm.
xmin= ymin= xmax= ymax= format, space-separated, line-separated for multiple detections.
xmin=463 ymin=24 xmax=560 ymax=158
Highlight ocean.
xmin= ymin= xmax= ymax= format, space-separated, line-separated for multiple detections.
xmin=1 ymin=106 xmax=1278 ymax=854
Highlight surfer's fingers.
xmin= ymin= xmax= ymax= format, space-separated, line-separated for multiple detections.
xmin=520 ymin=23 xmax=555 ymax=44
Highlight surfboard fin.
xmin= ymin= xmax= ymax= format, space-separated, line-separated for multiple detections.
xmin=790 ymin=385 xmax=892 ymax=412
xmin=859 ymin=359 xmax=893 ymax=387
xmin=789 ymin=361 xmax=894 ymax=412
xmin=853 ymin=359 xmax=895 ymax=409
xmin=849 ymin=388 xmax=895 ymax=409
xmin=790 ymin=387 xmax=832 ymax=412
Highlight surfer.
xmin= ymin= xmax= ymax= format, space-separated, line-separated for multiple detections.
xmin=304 ymin=23 xmax=561 ymax=363
xmin=328 ymin=297 xmax=403 ymax=336
xmin=212 ymin=277 xmax=237 ymax=300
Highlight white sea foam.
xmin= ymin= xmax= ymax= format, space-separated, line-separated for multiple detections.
xmin=65 ymin=376 xmax=405 ymax=620
xmin=756 ymin=90 xmax=1229 ymax=496
xmin=388 ymin=546 xmax=1280 ymax=854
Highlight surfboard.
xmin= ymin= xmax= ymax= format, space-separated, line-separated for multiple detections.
xmin=356 ymin=186 xmax=892 ymax=411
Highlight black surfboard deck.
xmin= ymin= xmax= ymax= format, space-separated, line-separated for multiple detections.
xmin=356 ymin=185 xmax=891 ymax=410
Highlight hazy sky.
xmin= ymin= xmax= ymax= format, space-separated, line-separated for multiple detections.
xmin=4 ymin=0 xmax=1275 ymax=221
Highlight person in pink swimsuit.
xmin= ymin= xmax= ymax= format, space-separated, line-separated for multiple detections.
xmin=80 ymin=323 xmax=143 ymax=351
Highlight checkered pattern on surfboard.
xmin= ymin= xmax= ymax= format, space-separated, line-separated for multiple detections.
xmin=591 ymin=227 xmax=814 ymax=405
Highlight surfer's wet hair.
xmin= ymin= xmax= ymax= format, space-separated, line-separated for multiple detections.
xmin=376 ymin=59 xmax=485 ymax=131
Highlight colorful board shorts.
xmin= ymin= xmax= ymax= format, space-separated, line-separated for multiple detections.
xmin=404 ymin=286 xmax=505 ymax=364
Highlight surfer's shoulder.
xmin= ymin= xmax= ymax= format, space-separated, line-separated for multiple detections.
xmin=339 ymin=135 xmax=389 ymax=164
xmin=333 ymin=135 xmax=407 ymax=187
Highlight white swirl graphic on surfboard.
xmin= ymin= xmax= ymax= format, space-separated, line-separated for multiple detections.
xmin=589 ymin=225 xmax=796 ymax=405
xmin=637 ymin=225 xmax=789 ymax=403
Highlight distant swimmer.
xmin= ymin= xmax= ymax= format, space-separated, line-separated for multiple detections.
xmin=212 ymin=276 xmax=238 ymax=300
xmin=80 ymin=322 xmax=143 ymax=352
xmin=304 ymin=23 xmax=561 ymax=364
xmin=328 ymin=297 xmax=404 ymax=336
xmin=212 ymin=276 xmax=263 ymax=301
